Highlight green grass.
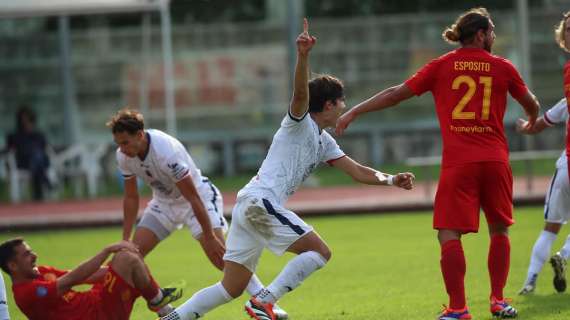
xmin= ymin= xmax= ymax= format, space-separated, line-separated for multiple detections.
xmin=2 ymin=207 xmax=570 ymax=319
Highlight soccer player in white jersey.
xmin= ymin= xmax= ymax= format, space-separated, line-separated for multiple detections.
xmin=107 ymin=110 xmax=288 ymax=319
xmin=518 ymin=98 xmax=570 ymax=294
xmin=0 ymin=272 xmax=9 ymax=320
xmin=159 ymin=18 xmax=415 ymax=320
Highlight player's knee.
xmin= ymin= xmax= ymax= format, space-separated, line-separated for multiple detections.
xmin=319 ymin=246 xmax=332 ymax=262
xmin=132 ymin=227 xmax=161 ymax=257
xmin=109 ymin=251 xmax=140 ymax=277
xmin=299 ymin=244 xmax=331 ymax=263
xmin=312 ymin=240 xmax=332 ymax=262
xmin=227 ymin=286 xmax=245 ymax=298
xmin=438 ymin=229 xmax=461 ymax=244
xmin=305 ymin=250 xmax=329 ymax=270
xmin=221 ymin=280 xmax=246 ymax=298
xmin=114 ymin=250 xmax=143 ymax=267
xmin=489 ymin=223 xmax=509 ymax=236
xmin=544 ymin=222 xmax=562 ymax=234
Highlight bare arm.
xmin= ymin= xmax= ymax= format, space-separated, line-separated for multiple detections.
xmin=56 ymin=241 xmax=138 ymax=296
xmin=82 ymin=266 xmax=109 ymax=284
xmin=336 ymin=83 xmax=415 ymax=135
xmin=289 ymin=18 xmax=316 ymax=119
xmin=122 ymin=177 xmax=139 ymax=241
xmin=176 ymin=176 xmax=225 ymax=267
xmin=514 ymin=91 xmax=540 ymax=131
xmin=516 ymin=117 xmax=549 ymax=135
xmin=331 ymin=156 xmax=415 ymax=190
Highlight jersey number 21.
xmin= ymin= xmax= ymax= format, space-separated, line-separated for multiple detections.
xmin=452 ymin=75 xmax=492 ymax=120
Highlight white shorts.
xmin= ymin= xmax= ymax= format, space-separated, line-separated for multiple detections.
xmin=138 ymin=180 xmax=227 ymax=240
xmin=544 ymin=167 xmax=570 ymax=224
xmin=224 ymin=196 xmax=313 ymax=273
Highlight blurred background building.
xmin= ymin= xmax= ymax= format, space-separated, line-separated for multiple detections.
xmin=0 ymin=0 xmax=568 ymax=201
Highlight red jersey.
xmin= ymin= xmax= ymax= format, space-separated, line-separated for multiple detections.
xmin=564 ymin=61 xmax=570 ymax=177
xmin=12 ymin=266 xmax=99 ymax=320
xmin=405 ymin=48 xmax=528 ymax=167
xmin=12 ymin=265 xmax=138 ymax=320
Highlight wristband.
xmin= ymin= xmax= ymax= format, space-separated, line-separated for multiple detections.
xmin=386 ymin=175 xmax=395 ymax=186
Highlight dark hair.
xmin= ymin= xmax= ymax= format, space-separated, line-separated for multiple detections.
xmin=0 ymin=238 xmax=24 ymax=275
xmin=308 ymin=75 xmax=344 ymax=113
xmin=16 ymin=105 xmax=36 ymax=132
xmin=106 ymin=108 xmax=145 ymax=135
xmin=442 ymin=7 xmax=491 ymax=45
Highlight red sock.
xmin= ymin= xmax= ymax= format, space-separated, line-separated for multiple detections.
xmin=141 ymin=275 xmax=161 ymax=302
xmin=440 ymin=239 xmax=466 ymax=310
xmin=489 ymin=234 xmax=510 ymax=300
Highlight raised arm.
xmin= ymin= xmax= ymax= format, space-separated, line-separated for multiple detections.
xmin=290 ymin=18 xmax=317 ymax=119
xmin=335 ymin=83 xmax=415 ymax=136
xmin=122 ymin=177 xmax=139 ymax=241
xmin=82 ymin=266 xmax=109 ymax=284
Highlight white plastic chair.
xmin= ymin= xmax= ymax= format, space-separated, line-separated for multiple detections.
xmin=3 ymin=143 xmax=109 ymax=202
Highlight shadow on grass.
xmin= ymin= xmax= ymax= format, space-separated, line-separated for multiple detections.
xmin=517 ymin=292 xmax=570 ymax=319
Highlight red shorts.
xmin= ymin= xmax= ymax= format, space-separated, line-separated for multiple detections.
xmin=92 ymin=267 xmax=140 ymax=320
xmin=434 ymin=161 xmax=514 ymax=233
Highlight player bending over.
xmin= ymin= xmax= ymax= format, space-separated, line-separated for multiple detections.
xmin=108 ymin=108 xmax=288 ymax=318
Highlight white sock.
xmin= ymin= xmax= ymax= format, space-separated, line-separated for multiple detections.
xmin=246 ymin=274 xmax=265 ymax=296
xmin=559 ymin=235 xmax=570 ymax=260
xmin=157 ymin=304 xmax=174 ymax=317
xmin=168 ymin=282 xmax=232 ymax=320
xmin=150 ymin=289 xmax=164 ymax=305
xmin=526 ymin=230 xmax=557 ymax=283
xmin=260 ymin=251 xmax=328 ymax=304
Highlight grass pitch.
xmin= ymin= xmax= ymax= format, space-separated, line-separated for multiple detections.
xmin=3 ymin=207 xmax=570 ymax=319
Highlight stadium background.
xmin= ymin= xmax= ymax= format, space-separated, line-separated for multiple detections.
xmin=1 ymin=0 xmax=570 ymax=319
xmin=0 ymin=0 xmax=568 ymax=197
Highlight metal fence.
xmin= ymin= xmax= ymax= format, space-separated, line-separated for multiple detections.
xmin=0 ymin=6 xmax=567 ymax=180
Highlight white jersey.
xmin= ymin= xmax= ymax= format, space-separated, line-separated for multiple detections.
xmin=116 ymin=129 xmax=210 ymax=203
xmin=238 ymin=112 xmax=345 ymax=205
xmin=543 ymin=98 xmax=569 ymax=169
xmin=0 ymin=272 xmax=9 ymax=320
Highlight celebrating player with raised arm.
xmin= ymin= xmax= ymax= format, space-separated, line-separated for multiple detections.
xmin=336 ymin=7 xmax=540 ymax=319
xmin=159 ymin=18 xmax=414 ymax=320
xmin=518 ymin=11 xmax=570 ymax=296
xmin=107 ymin=110 xmax=288 ymax=318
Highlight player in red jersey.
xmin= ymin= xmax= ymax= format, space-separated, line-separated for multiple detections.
xmin=336 ymin=7 xmax=540 ymax=319
xmin=0 ymin=237 xmax=183 ymax=320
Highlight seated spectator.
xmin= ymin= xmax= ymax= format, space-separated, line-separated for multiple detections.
xmin=0 ymin=238 xmax=184 ymax=320
xmin=6 ymin=106 xmax=51 ymax=200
